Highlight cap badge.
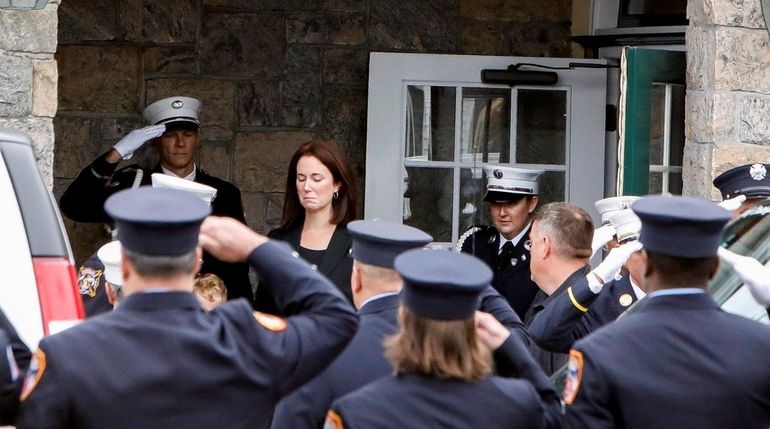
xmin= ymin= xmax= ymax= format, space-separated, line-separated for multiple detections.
xmin=619 ymin=293 xmax=633 ymax=307
xmin=171 ymin=100 xmax=184 ymax=109
xmin=749 ymin=164 xmax=766 ymax=181
xmin=493 ymin=169 xmax=504 ymax=179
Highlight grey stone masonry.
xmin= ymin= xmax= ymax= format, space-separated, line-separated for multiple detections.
xmin=685 ymin=0 xmax=770 ymax=199
xmin=0 ymin=1 xmax=58 ymax=189
xmin=55 ymin=0 xmax=572 ymax=264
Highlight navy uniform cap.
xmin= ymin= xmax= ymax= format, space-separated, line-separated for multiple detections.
xmin=713 ymin=163 xmax=770 ymax=200
xmin=632 ymin=195 xmax=730 ymax=258
xmin=394 ymin=249 xmax=492 ymax=320
xmin=104 ymin=188 xmax=211 ymax=256
xmin=348 ymin=220 xmax=433 ymax=268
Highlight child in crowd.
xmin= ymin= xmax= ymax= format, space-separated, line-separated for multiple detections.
xmin=194 ymin=273 xmax=227 ymax=311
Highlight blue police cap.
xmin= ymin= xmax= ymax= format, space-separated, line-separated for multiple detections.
xmin=632 ymin=195 xmax=730 ymax=258
xmin=713 ymin=163 xmax=770 ymax=200
xmin=104 ymin=188 xmax=211 ymax=256
xmin=348 ymin=220 xmax=433 ymax=268
xmin=394 ymin=249 xmax=492 ymax=320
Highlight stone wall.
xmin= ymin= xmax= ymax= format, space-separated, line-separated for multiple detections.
xmin=55 ymin=0 xmax=573 ymax=264
xmin=685 ymin=0 xmax=770 ymax=199
xmin=0 ymin=1 xmax=58 ymax=188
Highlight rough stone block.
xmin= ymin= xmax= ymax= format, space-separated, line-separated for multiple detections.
xmin=284 ymin=46 xmax=322 ymax=104
xmin=287 ymin=13 xmax=366 ymax=45
xmin=144 ymin=45 xmax=197 ymax=76
xmin=57 ymin=45 xmax=141 ymax=113
xmin=321 ymin=87 xmax=366 ymax=143
xmin=323 ymin=48 xmax=368 ymax=85
xmin=201 ymin=11 xmax=284 ymax=78
xmin=241 ymin=191 xmax=268 ymax=233
xmin=459 ymin=0 xmax=570 ymax=22
xmin=486 ymin=20 xmax=571 ymax=57
xmin=58 ymin=214 xmax=111 ymax=266
xmin=714 ymin=27 xmax=770 ymax=93
xmin=687 ymin=0 xmax=714 ymax=25
xmin=99 ymin=117 xmax=143 ymax=141
xmin=237 ymin=81 xmax=281 ymax=127
xmin=712 ymin=0 xmax=764 ymax=28
xmin=234 ymin=131 xmax=314 ymax=193
xmin=145 ymin=78 xmax=236 ymax=141
xmin=119 ymin=0 xmax=143 ymax=42
xmin=0 ymin=117 xmax=54 ymax=188
xmin=53 ymin=115 xmax=99 ymax=179
xmin=0 ymin=8 xmax=57 ymax=53
xmin=32 ymin=60 xmax=57 ymax=118
xmin=682 ymin=140 xmax=713 ymax=198
xmin=740 ymin=97 xmax=770 ymax=143
xmin=459 ymin=20 xmax=507 ymax=55
xmin=685 ymin=90 xmax=736 ymax=143
xmin=143 ymin=0 xmax=197 ymax=44
xmin=282 ymin=104 xmax=321 ymax=128
xmin=198 ymin=142 xmax=232 ymax=182
xmin=266 ymin=192 xmax=284 ymax=226
xmin=228 ymin=0 xmax=317 ymax=10
xmin=369 ymin=0 xmax=457 ymax=51
xmin=686 ymin=25 xmax=715 ymax=91
xmin=322 ymin=0 xmax=366 ymax=12
xmin=0 ymin=54 xmax=32 ymax=118
xmin=58 ymin=0 xmax=119 ymax=42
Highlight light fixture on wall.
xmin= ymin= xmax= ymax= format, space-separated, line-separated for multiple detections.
xmin=0 ymin=0 xmax=48 ymax=9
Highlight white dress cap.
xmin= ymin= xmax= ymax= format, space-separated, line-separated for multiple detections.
xmin=608 ymin=209 xmax=641 ymax=243
xmin=97 ymin=241 xmax=123 ymax=286
xmin=594 ymin=196 xmax=641 ymax=224
xmin=482 ymin=165 xmax=545 ymax=202
xmin=142 ymin=96 xmax=201 ymax=126
xmin=151 ymin=173 xmax=217 ymax=206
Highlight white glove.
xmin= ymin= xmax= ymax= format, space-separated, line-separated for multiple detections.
xmin=588 ymin=241 xmax=643 ymax=293
xmin=717 ymin=247 xmax=770 ymax=307
xmin=717 ymin=195 xmax=746 ymax=212
xmin=113 ymin=124 xmax=166 ymax=160
xmin=591 ymin=224 xmax=616 ymax=258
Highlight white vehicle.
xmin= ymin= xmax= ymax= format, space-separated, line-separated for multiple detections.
xmin=0 ymin=128 xmax=83 ymax=351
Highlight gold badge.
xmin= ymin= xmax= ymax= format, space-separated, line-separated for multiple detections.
xmin=619 ymin=293 xmax=633 ymax=307
xmin=562 ymin=349 xmax=584 ymax=405
xmin=253 ymin=311 xmax=287 ymax=332
xmin=77 ymin=267 xmax=102 ymax=298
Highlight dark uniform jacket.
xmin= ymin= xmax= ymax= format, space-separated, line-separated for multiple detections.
xmin=272 ymin=288 xmax=527 ymax=429
xmin=525 ymin=265 xmax=591 ymax=376
xmin=0 ymin=309 xmax=29 ymax=424
xmin=256 ymin=224 xmax=353 ymax=314
xmin=15 ymin=241 xmax=359 ymax=429
xmin=328 ymin=333 xmax=562 ymax=429
xmin=565 ymin=292 xmax=770 ymax=429
xmin=528 ymin=274 xmax=637 ymax=353
xmin=458 ymin=224 xmax=539 ymax=320
xmin=59 ymin=154 xmax=252 ymax=304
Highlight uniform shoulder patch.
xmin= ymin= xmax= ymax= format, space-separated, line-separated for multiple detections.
xmin=324 ymin=410 xmax=344 ymax=429
xmin=78 ymin=267 xmax=103 ymax=298
xmin=20 ymin=349 xmax=46 ymax=401
xmin=563 ymin=349 xmax=584 ymax=405
xmin=455 ymin=226 xmax=484 ymax=252
xmin=253 ymin=311 xmax=287 ymax=332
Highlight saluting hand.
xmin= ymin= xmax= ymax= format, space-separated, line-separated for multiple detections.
xmin=475 ymin=311 xmax=511 ymax=351
xmin=591 ymin=224 xmax=616 ymax=258
xmin=717 ymin=195 xmax=747 ymax=212
xmin=717 ymin=247 xmax=770 ymax=307
xmin=199 ymin=216 xmax=267 ymax=263
xmin=112 ymin=124 xmax=167 ymax=160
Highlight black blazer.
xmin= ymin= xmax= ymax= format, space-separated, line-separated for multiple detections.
xmin=255 ymin=224 xmax=353 ymax=314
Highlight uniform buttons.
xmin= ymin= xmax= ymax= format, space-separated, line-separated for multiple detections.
xmin=291 ymin=251 xmax=299 ymax=258
xmin=311 ymin=264 xmax=318 ymax=270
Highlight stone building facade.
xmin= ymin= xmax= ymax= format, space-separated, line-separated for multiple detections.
xmin=53 ymin=0 xmax=573 ymax=263
xmin=0 ymin=1 xmax=58 ymax=189
xmin=685 ymin=0 xmax=770 ymax=199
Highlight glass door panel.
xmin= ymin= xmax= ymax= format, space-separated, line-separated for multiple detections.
xmin=515 ymin=89 xmax=567 ymax=165
xmin=405 ymin=85 xmax=456 ymax=161
xmin=460 ymin=88 xmax=511 ymax=164
xmin=403 ymin=166 xmax=454 ymax=242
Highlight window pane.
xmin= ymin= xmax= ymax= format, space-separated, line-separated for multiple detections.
xmin=460 ymin=88 xmax=511 ymax=164
xmin=538 ymin=170 xmax=566 ymax=204
xmin=649 ymin=84 xmax=665 ymax=165
xmin=669 ymin=172 xmax=683 ymax=195
xmin=459 ymin=167 xmax=490 ymax=234
xmin=403 ymin=167 xmax=453 ymax=242
xmin=405 ymin=85 xmax=455 ymax=161
xmin=516 ymin=89 xmax=566 ymax=165
xmin=669 ymin=84 xmax=685 ymax=167
xmin=649 ymin=171 xmax=663 ymax=194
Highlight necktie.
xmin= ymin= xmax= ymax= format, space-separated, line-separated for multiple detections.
xmin=497 ymin=241 xmax=514 ymax=270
